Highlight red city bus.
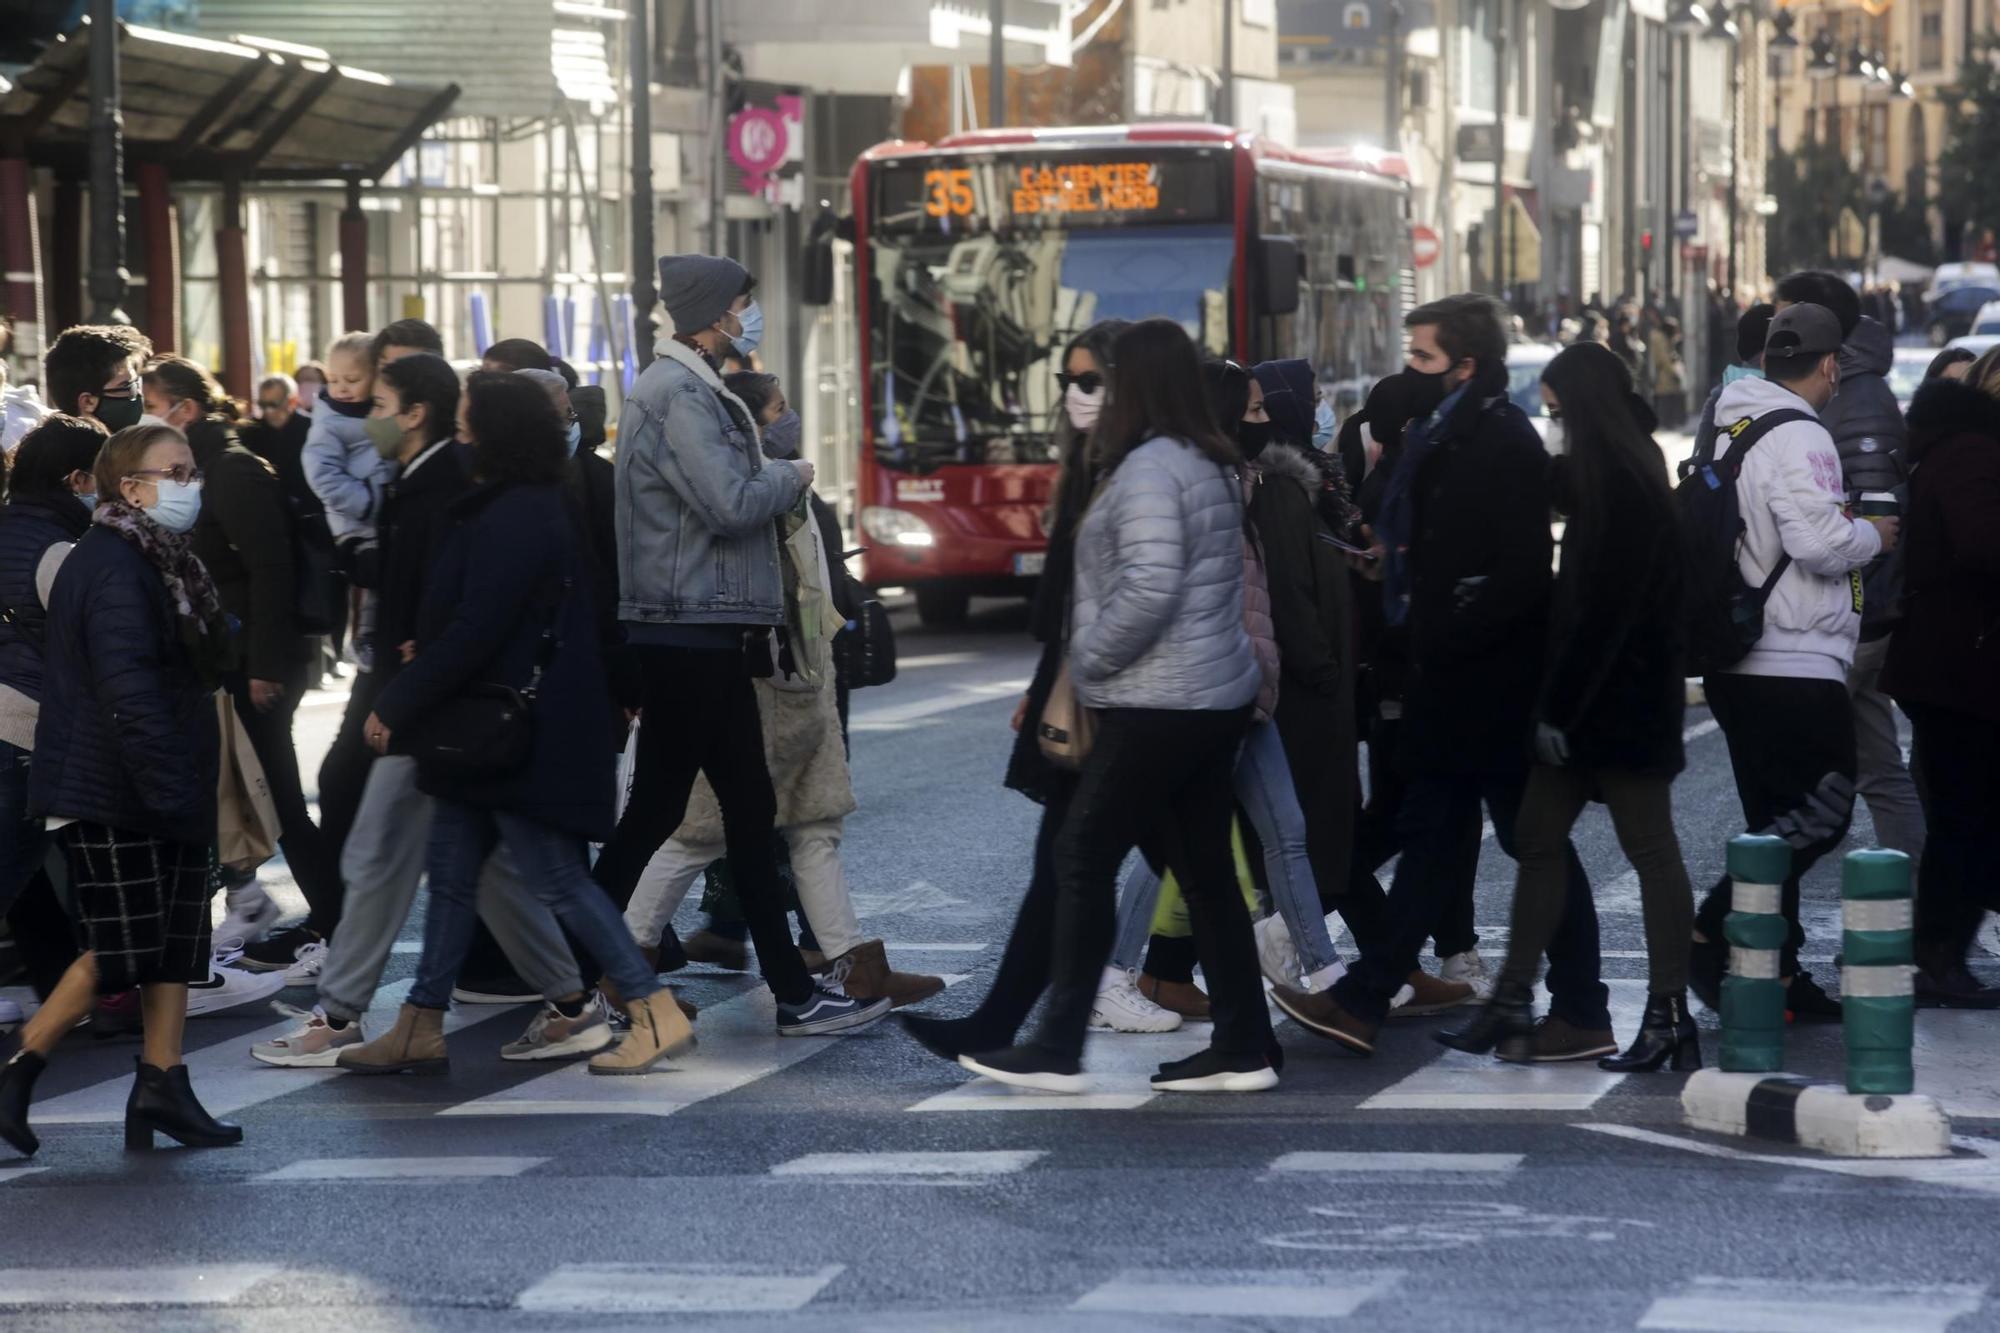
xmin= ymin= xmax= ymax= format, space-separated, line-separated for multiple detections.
xmin=845 ymin=123 xmax=1412 ymax=624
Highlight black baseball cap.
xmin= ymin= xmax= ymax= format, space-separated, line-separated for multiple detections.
xmin=1764 ymin=304 xmax=1843 ymax=363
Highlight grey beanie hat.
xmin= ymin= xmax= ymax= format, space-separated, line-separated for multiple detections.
xmin=512 ymin=367 xmax=568 ymax=407
xmin=658 ymin=254 xmax=748 ymax=336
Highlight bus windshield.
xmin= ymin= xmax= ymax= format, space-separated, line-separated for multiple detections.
xmin=866 ymin=150 xmax=1234 ymax=467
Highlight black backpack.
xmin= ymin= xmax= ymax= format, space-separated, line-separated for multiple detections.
xmin=1675 ymin=408 xmax=1813 ymax=676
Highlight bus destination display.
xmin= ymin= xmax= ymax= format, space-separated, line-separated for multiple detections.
xmin=878 ymin=154 xmax=1225 ymax=232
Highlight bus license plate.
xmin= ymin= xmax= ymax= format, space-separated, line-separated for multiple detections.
xmin=1013 ymin=552 xmax=1047 ymax=576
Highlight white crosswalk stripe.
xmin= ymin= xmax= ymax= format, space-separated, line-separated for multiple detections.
xmin=516 ymin=1263 xmax=846 ymax=1314
xmin=1071 ymin=1268 xmax=1403 ymax=1319
xmin=254 ymin=1155 xmax=546 ymax=1182
xmin=30 ymin=980 xmax=499 ymax=1126
xmin=0 ymin=1265 xmax=283 ymax=1308
xmin=1269 ymin=1151 xmax=1523 ymax=1176
xmin=1638 ymin=1278 xmax=1986 ymax=1332
xmin=770 ymin=1150 xmax=1044 ymax=1179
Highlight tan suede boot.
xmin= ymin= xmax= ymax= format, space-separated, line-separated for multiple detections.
xmin=335 ymin=1004 xmax=448 ymax=1075
xmin=601 ymin=977 xmax=699 ymax=1023
xmin=1139 ymin=974 xmax=1212 ymax=1020
xmin=589 ymin=988 xmax=697 ymax=1075
xmin=831 ymin=940 xmax=945 ymax=1009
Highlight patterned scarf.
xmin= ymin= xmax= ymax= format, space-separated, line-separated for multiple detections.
xmin=92 ymin=501 xmax=236 ymax=683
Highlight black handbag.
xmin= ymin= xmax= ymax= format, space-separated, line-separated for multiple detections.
xmin=402 ymin=577 xmax=569 ymax=780
xmin=836 ymin=597 xmax=897 ymax=689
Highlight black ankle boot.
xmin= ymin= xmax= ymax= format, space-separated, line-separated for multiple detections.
xmin=124 ymin=1060 xmax=243 ymax=1151
xmin=1598 ymin=992 xmax=1701 ymax=1073
xmin=1434 ymin=980 xmax=1535 ymax=1058
xmin=0 ymin=1049 xmax=46 ymax=1157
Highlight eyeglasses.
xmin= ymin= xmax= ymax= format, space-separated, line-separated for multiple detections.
xmin=1055 ymin=371 xmax=1104 ymax=394
xmin=126 ymin=466 xmax=205 ymax=487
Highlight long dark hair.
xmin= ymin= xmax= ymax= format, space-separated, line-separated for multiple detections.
xmin=1094 ymin=319 xmax=1237 ymax=471
xmin=1201 ymin=359 xmax=1250 ymax=445
xmin=143 ymin=354 xmax=242 ymax=422
xmin=1540 ymin=341 xmax=1671 ymax=564
xmin=462 ymin=371 xmax=566 ymax=485
xmin=1045 ymin=317 xmax=1129 ymax=530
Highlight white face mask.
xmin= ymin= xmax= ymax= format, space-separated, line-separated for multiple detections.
xmin=1064 ymin=383 xmax=1105 ymax=431
xmin=1543 ymin=420 xmax=1567 ymax=456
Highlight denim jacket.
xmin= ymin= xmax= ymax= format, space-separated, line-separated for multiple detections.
xmin=615 ymin=338 xmax=804 ymax=626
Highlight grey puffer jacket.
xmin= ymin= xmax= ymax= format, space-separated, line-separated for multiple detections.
xmin=1816 ymin=315 xmax=1908 ymax=638
xmin=614 ymin=338 xmax=804 ymax=627
xmin=1069 ymin=435 xmax=1261 ymax=712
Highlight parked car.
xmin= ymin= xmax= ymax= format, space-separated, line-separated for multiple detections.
xmin=1888 ymin=346 xmax=1940 ymax=410
xmin=1925 ymin=262 xmax=2000 ymax=304
xmin=1926 ymin=286 xmax=2000 ymax=345
xmin=1947 ymin=333 xmax=2000 ymax=360
xmin=1505 ymin=342 xmax=1557 ymax=445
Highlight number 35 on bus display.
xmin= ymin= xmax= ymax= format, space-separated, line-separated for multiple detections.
xmin=924 ymin=168 xmax=976 ymax=218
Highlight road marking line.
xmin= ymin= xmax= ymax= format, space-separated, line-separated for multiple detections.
xmin=907 ymin=1026 xmax=1212 ymax=1113
xmin=1638 ymin=1278 xmax=1985 ymax=1332
xmin=1270 ymin=1152 xmax=1523 ymax=1174
xmin=771 ymin=1150 xmax=1043 ymax=1178
xmin=0 ymin=1167 xmax=45 ymax=1184
xmin=517 ymin=1263 xmax=844 ymax=1314
xmin=1581 ymin=1124 xmax=2000 ymax=1196
xmin=254 ymin=1155 xmax=547 ymax=1182
xmin=32 ymin=980 xmax=495 ymax=1126
xmin=442 ymin=979 xmax=962 ymax=1119
xmin=850 ymin=676 xmax=1031 ymax=730
xmin=1071 ymin=1268 xmax=1402 ymax=1318
xmin=0 ymin=1265 xmax=283 ymax=1307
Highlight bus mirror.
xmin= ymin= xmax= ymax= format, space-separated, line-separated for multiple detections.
xmin=1259 ymin=236 xmax=1302 ymax=316
xmin=803 ymin=212 xmax=840 ymax=307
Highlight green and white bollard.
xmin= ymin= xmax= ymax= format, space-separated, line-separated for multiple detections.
xmin=1843 ymin=849 xmax=1916 ymax=1095
xmin=1719 ymin=834 xmax=1791 ymax=1073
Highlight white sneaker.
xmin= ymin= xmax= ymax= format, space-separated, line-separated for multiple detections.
xmin=251 ymin=1004 xmax=362 ymax=1067
xmin=501 ymin=995 xmax=615 ymax=1061
xmin=1439 ymin=950 xmax=1494 ymax=1001
xmin=186 ymin=964 xmax=289 ymax=1017
xmin=1089 ymin=967 xmax=1182 ymax=1033
xmin=1254 ymin=914 xmax=1303 ymax=990
xmin=282 ymin=941 xmax=328 ymax=987
xmin=0 ymin=995 xmax=21 ymax=1035
xmin=214 ymin=882 xmax=281 ymax=956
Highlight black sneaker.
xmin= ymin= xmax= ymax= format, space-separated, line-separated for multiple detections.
xmin=957 ymin=1045 xmax=1084 ymax=1094
xmin=1785 ymin=971 xmax=1843 ymax=1023
xmin=235 ymin=925 xmax=319 ymax=973
xmin=1151 ymin=1047 xmax=1278 ymax=1093
xmin=1688 ymin=935 xmax=1725 ymax=1011
xmin=775 ymin=984 xmax=889 ymax=1036
xmin=899 ymin=1012 xmax=1002 ymax=1064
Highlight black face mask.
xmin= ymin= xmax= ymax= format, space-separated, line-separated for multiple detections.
xmin=1239 ymin=419 xmax=1274 ymax=460
xmin=1401 ymin=366 xmax=1450 ymax=422
xmin=93 ymin=394 xmax=143 ymax=432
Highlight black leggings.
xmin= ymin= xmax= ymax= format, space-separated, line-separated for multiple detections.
xmin=591 ymin=645 xmax=813 ymax=1006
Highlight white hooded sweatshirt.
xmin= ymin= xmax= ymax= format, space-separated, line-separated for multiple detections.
xmin=1707 ymin=374 xmax=1883 ymax=682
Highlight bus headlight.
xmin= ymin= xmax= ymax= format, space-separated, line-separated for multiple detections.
xmin=861 ymin=507 xmax=935 ymax=547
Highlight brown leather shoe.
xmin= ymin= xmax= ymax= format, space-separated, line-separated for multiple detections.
xmin=1138 ymin=974 xmax=1211 ymax=1020
xmin=336 ymin=1003 xmax=447 ymax=1075
xmin=800 ymin=948 xmax=830 ymax=974
xmin=1389 ymin=970 xmax=1477 ymax=1017
xmin=832 ymin=940 xmax=944 ymax=1009
xmin=1269 ymin=985 xmax=1377 ymax=1055
xmin=1517 ymin=1015 xmax=1618 ymax=1064
xmin=683 ymin=929 xmax=749 ymax=971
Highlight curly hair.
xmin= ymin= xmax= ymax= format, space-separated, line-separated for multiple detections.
xmin=462 ymin=370 xmax=566 ymax=486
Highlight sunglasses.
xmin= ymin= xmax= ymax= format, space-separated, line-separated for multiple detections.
xmin=1055 ymin=371 xmax=1104 ymax=394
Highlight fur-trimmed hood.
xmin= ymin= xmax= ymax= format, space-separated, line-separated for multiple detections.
xmin=1254 ymin=441 xmax=1356 ymax=533
xmin=652 ymin=335 xmax=766 ymax=456
xmin=1905 ymin=375 xmax=2000 ymax=465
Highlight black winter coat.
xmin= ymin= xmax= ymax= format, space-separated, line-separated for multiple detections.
xmin=1537 ymin=461 xmax=1686 ymax=775
xmin=1883 ymin=377 xmax=2000 ymax=724
xmin=356 ymin=441 xmax=473 ymax=691
xmin=0 ymin=493 xmax=91 ymax=703
xmin=374 ymin=481 xmax=618 ymax=841
xmin=186 ymin=417 xmax=306 ymax=678
xmin=1006 ymin=426 xmax=1096 ymax=803
xmin=30 ymin=525 xmax=220 ymax=843
xmin=1398 ymin=375 xmax=1554 ymax=777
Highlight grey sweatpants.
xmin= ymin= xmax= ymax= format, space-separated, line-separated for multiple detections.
xmin=316 ymin=755 xmax=583 ymax=1024
xmin=1847 ymin=635 xmax=1927 ymax=864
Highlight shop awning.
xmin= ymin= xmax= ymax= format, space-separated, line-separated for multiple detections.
xmin=0 ymin=18 xmax=459 ymax=183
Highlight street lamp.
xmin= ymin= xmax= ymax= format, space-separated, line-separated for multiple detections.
xmin=1707 ymin=3 xmax=1740 ymax=43
xmin=1771 ymin=9 xmax=1800 ymax=49
xmin=1890 ymin=67 xmax=1914 ymax=98
xmin=1808 ymin=32 xmax=1839 ymax=78
xmin=1873 ymin=48 xmax=1893 ymax=86
xmin=1850 ymin=43 xmax=1874 ymax=80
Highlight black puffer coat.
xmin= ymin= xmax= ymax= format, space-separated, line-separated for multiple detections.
xmin=0 ymin=493 xmax=91 ymax=703
xmin=186 ymin=416 xmax=307 ymax=678
xmin=30 ymin=525 xmax=220 ymax=844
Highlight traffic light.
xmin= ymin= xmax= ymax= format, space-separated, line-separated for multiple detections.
xmin=1641 ymin=229 xmax=1654 ymax=253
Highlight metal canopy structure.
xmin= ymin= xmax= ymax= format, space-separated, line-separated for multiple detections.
xmin=0 ymin=19 xmax=459 ymax=183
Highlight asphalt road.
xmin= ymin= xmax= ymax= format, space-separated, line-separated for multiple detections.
xmin=4 ymin=591 xmax=2000 ymax=1332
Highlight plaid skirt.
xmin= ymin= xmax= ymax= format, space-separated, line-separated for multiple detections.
xmin=60 ymin=822 xmax=212 ymax=992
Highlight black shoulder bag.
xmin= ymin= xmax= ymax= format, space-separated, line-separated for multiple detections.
xmin=402 ymin=577 xmax=570 ymax=781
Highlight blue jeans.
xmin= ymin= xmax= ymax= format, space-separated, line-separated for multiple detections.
xmin=0 ymin=741 xmax=49 ymax=918
xmin=1108 ymin=720 xmax=1343 ymax=978
xmin=410 ymin=800 xmax=660 ymax=1011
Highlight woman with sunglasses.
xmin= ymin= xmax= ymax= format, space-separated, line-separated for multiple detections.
xmin=1 ymin=423 xmax=245 ymax=1156
xmin=901 ymin=319 xmax=1129 ymax=1060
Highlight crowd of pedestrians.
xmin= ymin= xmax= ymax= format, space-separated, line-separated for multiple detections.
xmin=0 ymin=252 xmax=1990 ymax=1153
